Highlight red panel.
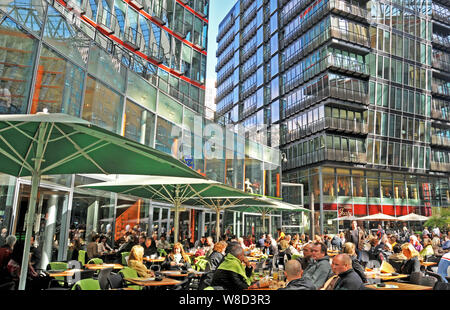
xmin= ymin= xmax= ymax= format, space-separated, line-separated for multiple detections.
xmin=323 ymin=203 xmax=337 ymax=211
xmin=353 ymin=204 xmax=367 ymax=216
xmin=396 ymin=205 xmax=408 ymax=216
xmin=383 ymin=205 xmax=396 ymax=216
xmin=369 ymin=205 xmax=381 ymax=215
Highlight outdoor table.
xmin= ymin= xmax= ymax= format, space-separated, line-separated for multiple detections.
xmin=124 ymin=277 xmax=181 ymax=288
xmin=421 ymin=262 xmax=437 ymax=267
xmin=364 ymin=272 xmax=409 ymax=281
xmin=160 ymin=270 xmax=205 ymax=278
xmin=85 ymin=264 xmax=124 ymax=270
xmin=47 ymin=269 xmax=83 ymax=277
xmin=246 ymin=280 xmax=286 ymax=290
xmin=143 ymin=257 xmax=166 ymax=263
xmin=327 ymin=251 xmax=340 ymax=257
xmin=365 ymin=281 xmax=433 ymax=290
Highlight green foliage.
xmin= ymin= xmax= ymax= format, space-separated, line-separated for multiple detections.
xmin=425 ymin=213 xmax=450 ymax=231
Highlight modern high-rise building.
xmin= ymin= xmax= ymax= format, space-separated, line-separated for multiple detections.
xmin=0 ymin=0 xmax=282 ymax=267
xmin=216 ymin=0 xmax=450 ymax=234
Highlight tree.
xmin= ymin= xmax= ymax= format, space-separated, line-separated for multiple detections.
xmin=425 ymin=211 xmax=450 ymax=231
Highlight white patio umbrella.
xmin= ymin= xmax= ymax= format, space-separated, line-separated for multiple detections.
xmin=358 ymin=213 xmax=399 ymax=221
xmin=396 ymin=213 xmax=429 ymax=222
xmin=332 ymin=215 xmax=358 ymax=221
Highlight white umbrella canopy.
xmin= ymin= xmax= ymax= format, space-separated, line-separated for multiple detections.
xmin=332 ymin=215 xmax=358 ymax=221
xmin=358 ymin=213 xmax=399 ymax=221
xmin=397 ymin=213 xmax=429 ymax=222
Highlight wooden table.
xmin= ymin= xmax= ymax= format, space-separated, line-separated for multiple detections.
xmin=365 ymin=272 xmax=409 ymax=281
xmin=143 ymin=257 xmax=166 ymax=263
xmin=327 ymin=251 xmax=340 ymax=257
xmin=421 ymin=261 xmax=437 ymax=267
xmin=124 ymin=277 xmax=181 ymax=287
xmin=366 ymin=281 xmax=433 ymax=290
xmin=85 ymin=264 xmax=124 ymax=270
xmin=47 ymin=269 xmax=83 ymax=277
xmin=160 ymin=270 xmax=205 ymax=278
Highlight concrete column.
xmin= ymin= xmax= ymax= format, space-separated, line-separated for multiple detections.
xmin=40 ymin=194 xmax=58 ymax=270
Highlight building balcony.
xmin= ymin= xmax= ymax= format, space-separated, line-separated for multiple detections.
xmin=216 ymin=83 xmax=234 ymax=102
xmin=432 ymin=8 xmax=450 ymax=26
xmin=97 ymin=8 xmax=117 ymax=34
xmin=282 ymin=54 xmax=369 ymax=90
xmin=241 ymin=0 xmax=253 ymax=11
xmin=242 ymin=104 xmax=258 ymax=119
xmin=241 ymin=26 xmax=257 ymax=45
xmin=431 ymin=135 xmax=450 ymax=147
xmin=217 ymin=33 xmax=235 ymax=57
xmin=216 ymin=100 xmax=234 ymax=117
xmin=431 ymin=161 xmax=450 ymax=172
xmin=217 ymin=66 xmax=234 ymax=86
xmin=283 ymin=117 xmax=368 ymax=143
xmin=240 ymin=83 xmax=257 ymax=100
xmin=432 ymin=58 xmax=450 ymax=73
xmin=280 ymin=0 xmax=315 ymax=27
xmin=216 ymin=48 xmax=234 ymax=72
xmin=217 ymin=16 xmax=234 ymax=42
xmin=283 ymin=149 xmax=367 ymax=170
xmin=123 ymin=27 xmax=143 ymax=50
xmin=145 ymin=43 xmax=169 ymax=64
xmin=432 ymin=82 xmax=450 ymax=99
xmin=431 ymin=108 xmax=450 ymax=122
xmin=283 ymin=26 xmax=370 ymax=57
xmin=241 ymin=5 xmax=257 ymax=28
xmin=282 ymin=86 xmax=368 ymax=119
xmin=241 ymin=42 xmax=258 ymax=62
xmin=241 ymin=64 xmax=258 ymax=82
xmin=149 ymin=2 xmax=167 ymax=25
xmin=432 ymin=34 xmax=450 ymax=51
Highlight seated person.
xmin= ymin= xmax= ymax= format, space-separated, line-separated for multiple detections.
xmin=278 ymin=260 xmax=314 ymax=290
xmin=116 ymin=235 xmax=135 ymax=255
xmin=210 ymin=244 xmax=255 ymax=290
xmin=206 ymin=241 xmax=227 ymax=272
xmin=331 ymin=254 xmax=364 ymax=290
xmin=156 ymin=235 xmax=171 ymax=251
xmin=86 ymin=234 xmax=100 ymax=261
xmin=342 ymin=242 xmax=366 ymax=283
xmin=437 ymin=252 xmax=450 ymax=283
xmin=302 ymin=242 xmax=334 ymax=290
xmin=297 ymin=243 xmax=314 ymax=270
xmin=161 ymin=243 xmax=191 ymax=271
xmin=399 ymin=243 xmax=421 ymax=275
xmin=127 ymin=245 xmax=155 ymax=278
xmin=142 ymin=237 xmax=157 ymax=257
xmin=420 ymin=238 xmax=434 ymax=258
xmin=388 ymin=244 xmax=407 ymax=261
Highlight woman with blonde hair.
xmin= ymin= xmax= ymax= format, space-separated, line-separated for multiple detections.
xmin=128 ymin=245 xmax=155 ymax=278
xmin=162 ymin=242 xmax=191 ymax=270
xmin=400 ymin=243 xmax=421 ymax=275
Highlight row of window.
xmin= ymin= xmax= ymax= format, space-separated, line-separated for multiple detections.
xmin=432 ymin=77 xmax=450 ymax=96
xmin=367 ymin=139 xmax=430 ymax=170
xmin=368 ymin=110 xmax=430 ymax=143
xmin=432 ymin=49 xmax=450 ymax=72
xmin=368 ymin=82 xmax=431 ymax=117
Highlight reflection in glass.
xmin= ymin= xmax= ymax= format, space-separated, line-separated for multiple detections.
xmin=124 ymin=99 xmax=156 ymax=147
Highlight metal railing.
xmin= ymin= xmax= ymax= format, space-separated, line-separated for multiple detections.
xmin=124 ymin=27 xmax=143 ymax=50
xmin=432 ymin=34 xmax=450 ymax=50
xmin=283 ymin=148 xmax=367 ymax=169
xmin=431 ymin=161 xmax=450 ymax=172
xmin=97 ymin=7 xmax=117 ymax=34
xmin=217 ymin=15 xmax=234 ymax=42
xmin=431 ymin=135 xmax=450 ymax=147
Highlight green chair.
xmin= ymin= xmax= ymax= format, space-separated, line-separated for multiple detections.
xmin=157 ymin=249 xmax=167 ymax=257
xmin=78 ymin=250 xmax=87 ymax=266
xmin=121 ymin=252 xmax=130 ymax=266
xmin=87 ymin=258 xmax=103 ymax=265
xmin=47 ymin=262 xmax=69 ymax=287
xmin=118 ymin=267 xmax=142 ymax=290
xmin=194 ymin=256 xmax=208 ymax=271
xmin=71 ymin=279 xmax=101 ymax=290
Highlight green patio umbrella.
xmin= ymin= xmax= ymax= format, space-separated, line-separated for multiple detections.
xmin=81 ymin=176 xmax=262 ymax=243
xmin=182 ymin=196 xmax=308 ymax=241
xmin=227 ymin=197 xmax=310 ymax=235
xmin=0 ymin=113 xmax=205 ymax=290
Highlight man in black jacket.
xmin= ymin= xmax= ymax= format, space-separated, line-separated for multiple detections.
xmin=297 ymin=243 xmax=313 ymax=270
xmin=278 ymin=259 xmax=314 ymax=290
xmin=331 ymin=254 xmax=364 ymax=290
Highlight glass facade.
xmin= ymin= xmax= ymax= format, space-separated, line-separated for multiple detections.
xmin=216 ymin=0 xmax=450 ymax=234
xmin=0 ymin=0 xmax=283 ymax=264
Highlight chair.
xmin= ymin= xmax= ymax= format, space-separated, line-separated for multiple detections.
xmin=425 ymin=271 xmax=445 ymax=283
xmin=67 ymin=260 xmax=82 ymax=270
xmin=118 ymin=267 xmax=142 ymax=290
xmin=108 ymin=273 xmax=124 ymax=289
xmin=366 ymin=260 xmax=381 ymax=269
xmin=121 ymin=252 xmax=130 ymax=265
xmin=0 ymin=282 xmax=15 ymax=290
xmin=66 ymin=269 xmax=96 ymax=287
xmin=433 ymin=282 xmax=450 ymax=290
xmin=387 ymin=259 xmax=404 ymax=273
xmin=47 ymin=262 xmax=69 ymax=287
xmin=419 ymin=275 xmax=437 ymax=287
xmin=71 ymin=279 xmax=101 ymax=290
xmin=409 ymin=271 xmax=423 ymax=285
xmin=149 ymin=264 xmax=161 ymax=272
xmin=98 ymin=267 xmax=114 ymax=290
xmin=78 ymin=250 xmax=87 ymax=265
xmin=87 ymin=258 xmax=104 ymax=265
xmin=171 ymin=273 xmax=195 ymax=290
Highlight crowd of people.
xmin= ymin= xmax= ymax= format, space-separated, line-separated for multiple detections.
xmin=0 ymin=221 xmax=449 ymax=290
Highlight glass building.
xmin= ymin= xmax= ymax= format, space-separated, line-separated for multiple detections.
xmin=0 ymin=0 xmax=282 ymax=264
xmin=215 ymin=0 xmax=450 ymax=235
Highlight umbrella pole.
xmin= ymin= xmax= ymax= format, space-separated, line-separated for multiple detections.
xmin=18 ymin=124 xmax=47 ymax=291
xmin=215 ymin=209 xmax=220 ymax=243
xmin=262 ymin=212 xmax=266 ymax=235
xmin=174 ymin=200 xmax=180 ymax=244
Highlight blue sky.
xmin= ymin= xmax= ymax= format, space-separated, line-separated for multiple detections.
xmin=206 ymin=1 xmax=236 ymax=85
